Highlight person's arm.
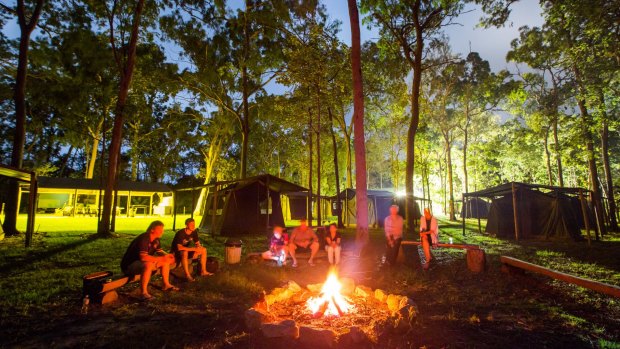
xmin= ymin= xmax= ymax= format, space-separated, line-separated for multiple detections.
xmin=289 ymin=230 xmax=297 ymax=245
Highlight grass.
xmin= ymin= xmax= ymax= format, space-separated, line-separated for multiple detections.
xmin=0 ymin=214 xmax=619 ymax=348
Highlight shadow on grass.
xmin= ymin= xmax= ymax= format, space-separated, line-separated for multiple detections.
xmin=0 ymin=236 xmax=97 ymax=276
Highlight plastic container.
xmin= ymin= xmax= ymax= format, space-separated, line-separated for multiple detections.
xmin=224 ymin=239 xmax=243 ymax=264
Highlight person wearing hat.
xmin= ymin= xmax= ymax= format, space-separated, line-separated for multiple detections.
xmin=419 ymin=208 xmax=439 ymax=270
xmin=384 ymin=204 xmax=404 ymax=267
xmin=289 ymin=218 xmax=319 ymax=267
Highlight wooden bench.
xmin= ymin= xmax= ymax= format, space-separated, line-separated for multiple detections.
xmin=83 ymin=272 xmax=141 ymax=305
xmin=401 ymin=241 xmax=486 ymax=272
xmin=500 ymin=256 xmax=620 ymax=298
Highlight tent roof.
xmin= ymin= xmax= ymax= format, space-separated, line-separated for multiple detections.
xmin=463 ymin=182 xmax=587 ymax=198
xmin=286 ymin=191 xmax=331 ymax=199
xmin=188 ymin=174 xmax=306 ymax=194
xmin=38 ymin=177 xmax=172 ymax=192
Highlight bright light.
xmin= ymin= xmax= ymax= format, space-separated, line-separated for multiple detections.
xmin=306 ymin=271 xmax=353 ymax=317
xmin=396 ymin=190 xmax=406 ymax=197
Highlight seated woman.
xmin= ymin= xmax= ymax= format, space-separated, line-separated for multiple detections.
xmin=262 ymin=226 xmax=289 ymax=266
xmin=325 ymin=223 xmax=342 ymax=266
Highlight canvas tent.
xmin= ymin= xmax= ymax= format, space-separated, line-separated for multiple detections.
xmin=331 ymin=189 xmax=423 ymax=228
xmin=463 ymin=182 xmax=594 ymax=241
xmin=460 ymin=197 xmax=490 ymax=219
xmin=196 ymin=174 xmax=307 ymax=236
xmin=282 ymin=191 xmax=332 ymax=222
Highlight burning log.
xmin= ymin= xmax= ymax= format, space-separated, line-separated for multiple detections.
xmin=313 ymin=299 xmax=330 ymax=318
xmin=331 ymin=296 xmax=344 ymax=317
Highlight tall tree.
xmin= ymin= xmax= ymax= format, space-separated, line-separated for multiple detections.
xmin=96 ymin=0 xmax=146 ymax=237
xmin=1 ymin=0 xmax=45 ymax=236
xmin=362 ymin=0 xmax=463 ymax=234
xmin=347 ymin=0 xmax=369 ymax=249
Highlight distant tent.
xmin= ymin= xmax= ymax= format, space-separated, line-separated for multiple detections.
xmin=197 ymin=175 xmax=307 ymax=236
xmin=460 ymin=197 xmax=490 ymax=218
xmin=464 ymin=182 xmax=593 ymax=241
xmin=331 ymin=189 xmax=422 ymax=228
xmin=282 ymin=192 xmax=332 ymax=222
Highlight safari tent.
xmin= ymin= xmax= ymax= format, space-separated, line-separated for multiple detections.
xmin=196 ymin=174 xmax=307 ymax=236
xmin=460 ymin=197 xmax=490 ymax=218
xmin=281 ymin=191 xmax=332 ymax=222
xmin=463 ymin=182 xmax=594 ymax=241
xmin=331 ymin=189 xmax=423 ymax=228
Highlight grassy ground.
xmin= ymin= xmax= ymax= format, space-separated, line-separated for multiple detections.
xmin=0 ymin=215 xmax=619 ymax=348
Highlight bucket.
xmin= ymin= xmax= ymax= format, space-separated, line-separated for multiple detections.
xmin=224 ymin=239 xmax=243 ymax=264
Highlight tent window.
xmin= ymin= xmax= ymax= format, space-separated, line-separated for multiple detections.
xmin=260 ymin=197 xmax=272 ymax=215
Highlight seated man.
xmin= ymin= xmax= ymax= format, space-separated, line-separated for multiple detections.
xmin=170 ymin=218 xmax=212 ymax=281
xmin=261 ymin=226 xmax=289 ymax=266
xmin=289 ymin=218 xmax=319 ymax=267
xmin=419 ymin=208 xmax=439 ymax=270
xmin=120 ymin=220 xmax=178 ymax=300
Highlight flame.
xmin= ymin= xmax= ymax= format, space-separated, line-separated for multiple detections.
xmin=306 ymin=270 xmax=353 ymax=317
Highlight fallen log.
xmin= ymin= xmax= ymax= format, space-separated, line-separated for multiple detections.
xmin=500 ymin=256 xmax=620 ymax=298
xmin=401 ymin=241 xmax=480 ymax=250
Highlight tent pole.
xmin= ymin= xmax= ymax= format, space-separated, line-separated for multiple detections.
xmin=172 ymin=191 xmax=177 ymax=231
xmin=512 ymin=183 xmax=520 ymax=241
xmin=127 ymin=191 xmax=131 ymax=217
xmin=73 ymin=188 xmax=78 ymax=217
xmin=25 ymin=173 xmax=37 ymax=248
xmin=190 ymin=186 xmax=196 ymax=220
xmin=462 ymin=197 xmax=466 ymax=237
xmin=476 ymin=197 xmax=482 ymax=234
xmin=211 ymin=185 xmax=218 ymax=235
xmin=579 ymin=189 xmax=592 ymax=246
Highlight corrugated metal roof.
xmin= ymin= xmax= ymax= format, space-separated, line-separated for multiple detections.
xmin=38 ymin=177 xmax=171 ymax=192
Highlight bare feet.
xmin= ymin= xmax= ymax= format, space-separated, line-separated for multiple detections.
xmin=163 ymin=284 xmax=180 ymax=292
xmin=186 ymin=275 xmax=195 ymax=282
xmin=200 ymin=271 xmax=214 ymax=276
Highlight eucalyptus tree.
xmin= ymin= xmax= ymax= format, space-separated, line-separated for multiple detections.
xmin=361 ymin=0 xmax=463 ymax=234
xmin=0 ymin=0 xmax=46 ymax=236
xmin=507 ymin=26 xmax=571 ymax=187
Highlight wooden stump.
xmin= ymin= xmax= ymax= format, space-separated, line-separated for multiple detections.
xmin=466 ymin=249 xmax=486 ymax=273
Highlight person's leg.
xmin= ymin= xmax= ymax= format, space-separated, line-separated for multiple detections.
xmin=289 ymin=243 xmax=298 ymax=266
xmin=141 ymin=261 xmax=155 ymax=296
xmin=326 ymin=245 xmax=334 ymax=264
xmin=198 ymin=247 xmax=211 ymax=276
xmin=181 ymin=251 xmax=193 ymax=281
xmin=262 ymin=250 xmax=274 ymax=260
xmin=385 ymin=241 xmax=394 ymax=265
xmin=394 ymin=238 xmax=402 ymax=265
xmin=161 ymin=254 xmax=177 ymax=289
xmin=421 ymin=234 xmax=431 ymax=269
xmin=309 ymin=241 xmax=319 ymax=264
xmin=335 ymin=245 xmax=341 ymax=265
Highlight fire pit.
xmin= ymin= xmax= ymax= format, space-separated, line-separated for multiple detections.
xmin=245 ymin=270 xmax=418 ymax=347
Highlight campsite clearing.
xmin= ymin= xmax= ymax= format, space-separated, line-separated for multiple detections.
xmin=0 ymin=217 xmax=619 ymax=348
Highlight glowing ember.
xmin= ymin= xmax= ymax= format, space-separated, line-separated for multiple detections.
xmin=306 ymin=271 xmax=354 ymax=317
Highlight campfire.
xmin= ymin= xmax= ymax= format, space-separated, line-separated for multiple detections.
xmin=306 ymin=271 xmax=353 ymax=317
xmin=245 ymin=270 xmax=418 ymax=347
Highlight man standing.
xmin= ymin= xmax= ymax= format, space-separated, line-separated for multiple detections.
xmin=289 ymin=218 xmax=319 ymax=267
xmin=170 ymin=218 xmax=212 ymax=281
xmin=121 ymin=220 xmax=178 ymax=300
xmin=419 ymin=208 xmax=439 ymax=270
xmin=384 ymin=204 xmax=404 ymax=267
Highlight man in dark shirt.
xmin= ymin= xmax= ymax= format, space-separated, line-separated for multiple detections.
xmin=170 ymin=218 xmax=212 ymax=281
xmin=121 ymin=220 xmax=178 ymax=300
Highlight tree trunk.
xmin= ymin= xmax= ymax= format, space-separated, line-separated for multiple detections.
xmin=86 ymin=118 xmax=104 ymax=179
xmin=316 ymin=88 xmax=322 ymax=226
xmin=239 ymin=0 xmax=251 ymax=179
xmin=544 ymin=128 xmax=553 ymax=186
xmin=601 ymin=115 xmax=618 ymax=231
xmin=552 ymin=113 xmax=564 ymax=187
xmin=463 ymin=123 xmax=469 ymax=194
xmin=328 ymin=107 xmax=343 ymax=228
xmin=3 ymin=0 xmax=44 ymax=236
xmin=307 ymin=107 xmax=313 ymax=222
xmin=97 ymin=0 xmax=146 ymax=237
xmin=345 ymin=129 xmax=353 ymax=189
xmin=130 ymin=124 xmax=140 ymax=181
xmin=347 ymin=0 xmax=369 ymax=249
xmin=58 ymin=145 xmax=74 ymax=176
xmin=445 ymin=135 xmax=456 ymax=221
xmin=577 ymin=99 xmax=606 ymax=239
